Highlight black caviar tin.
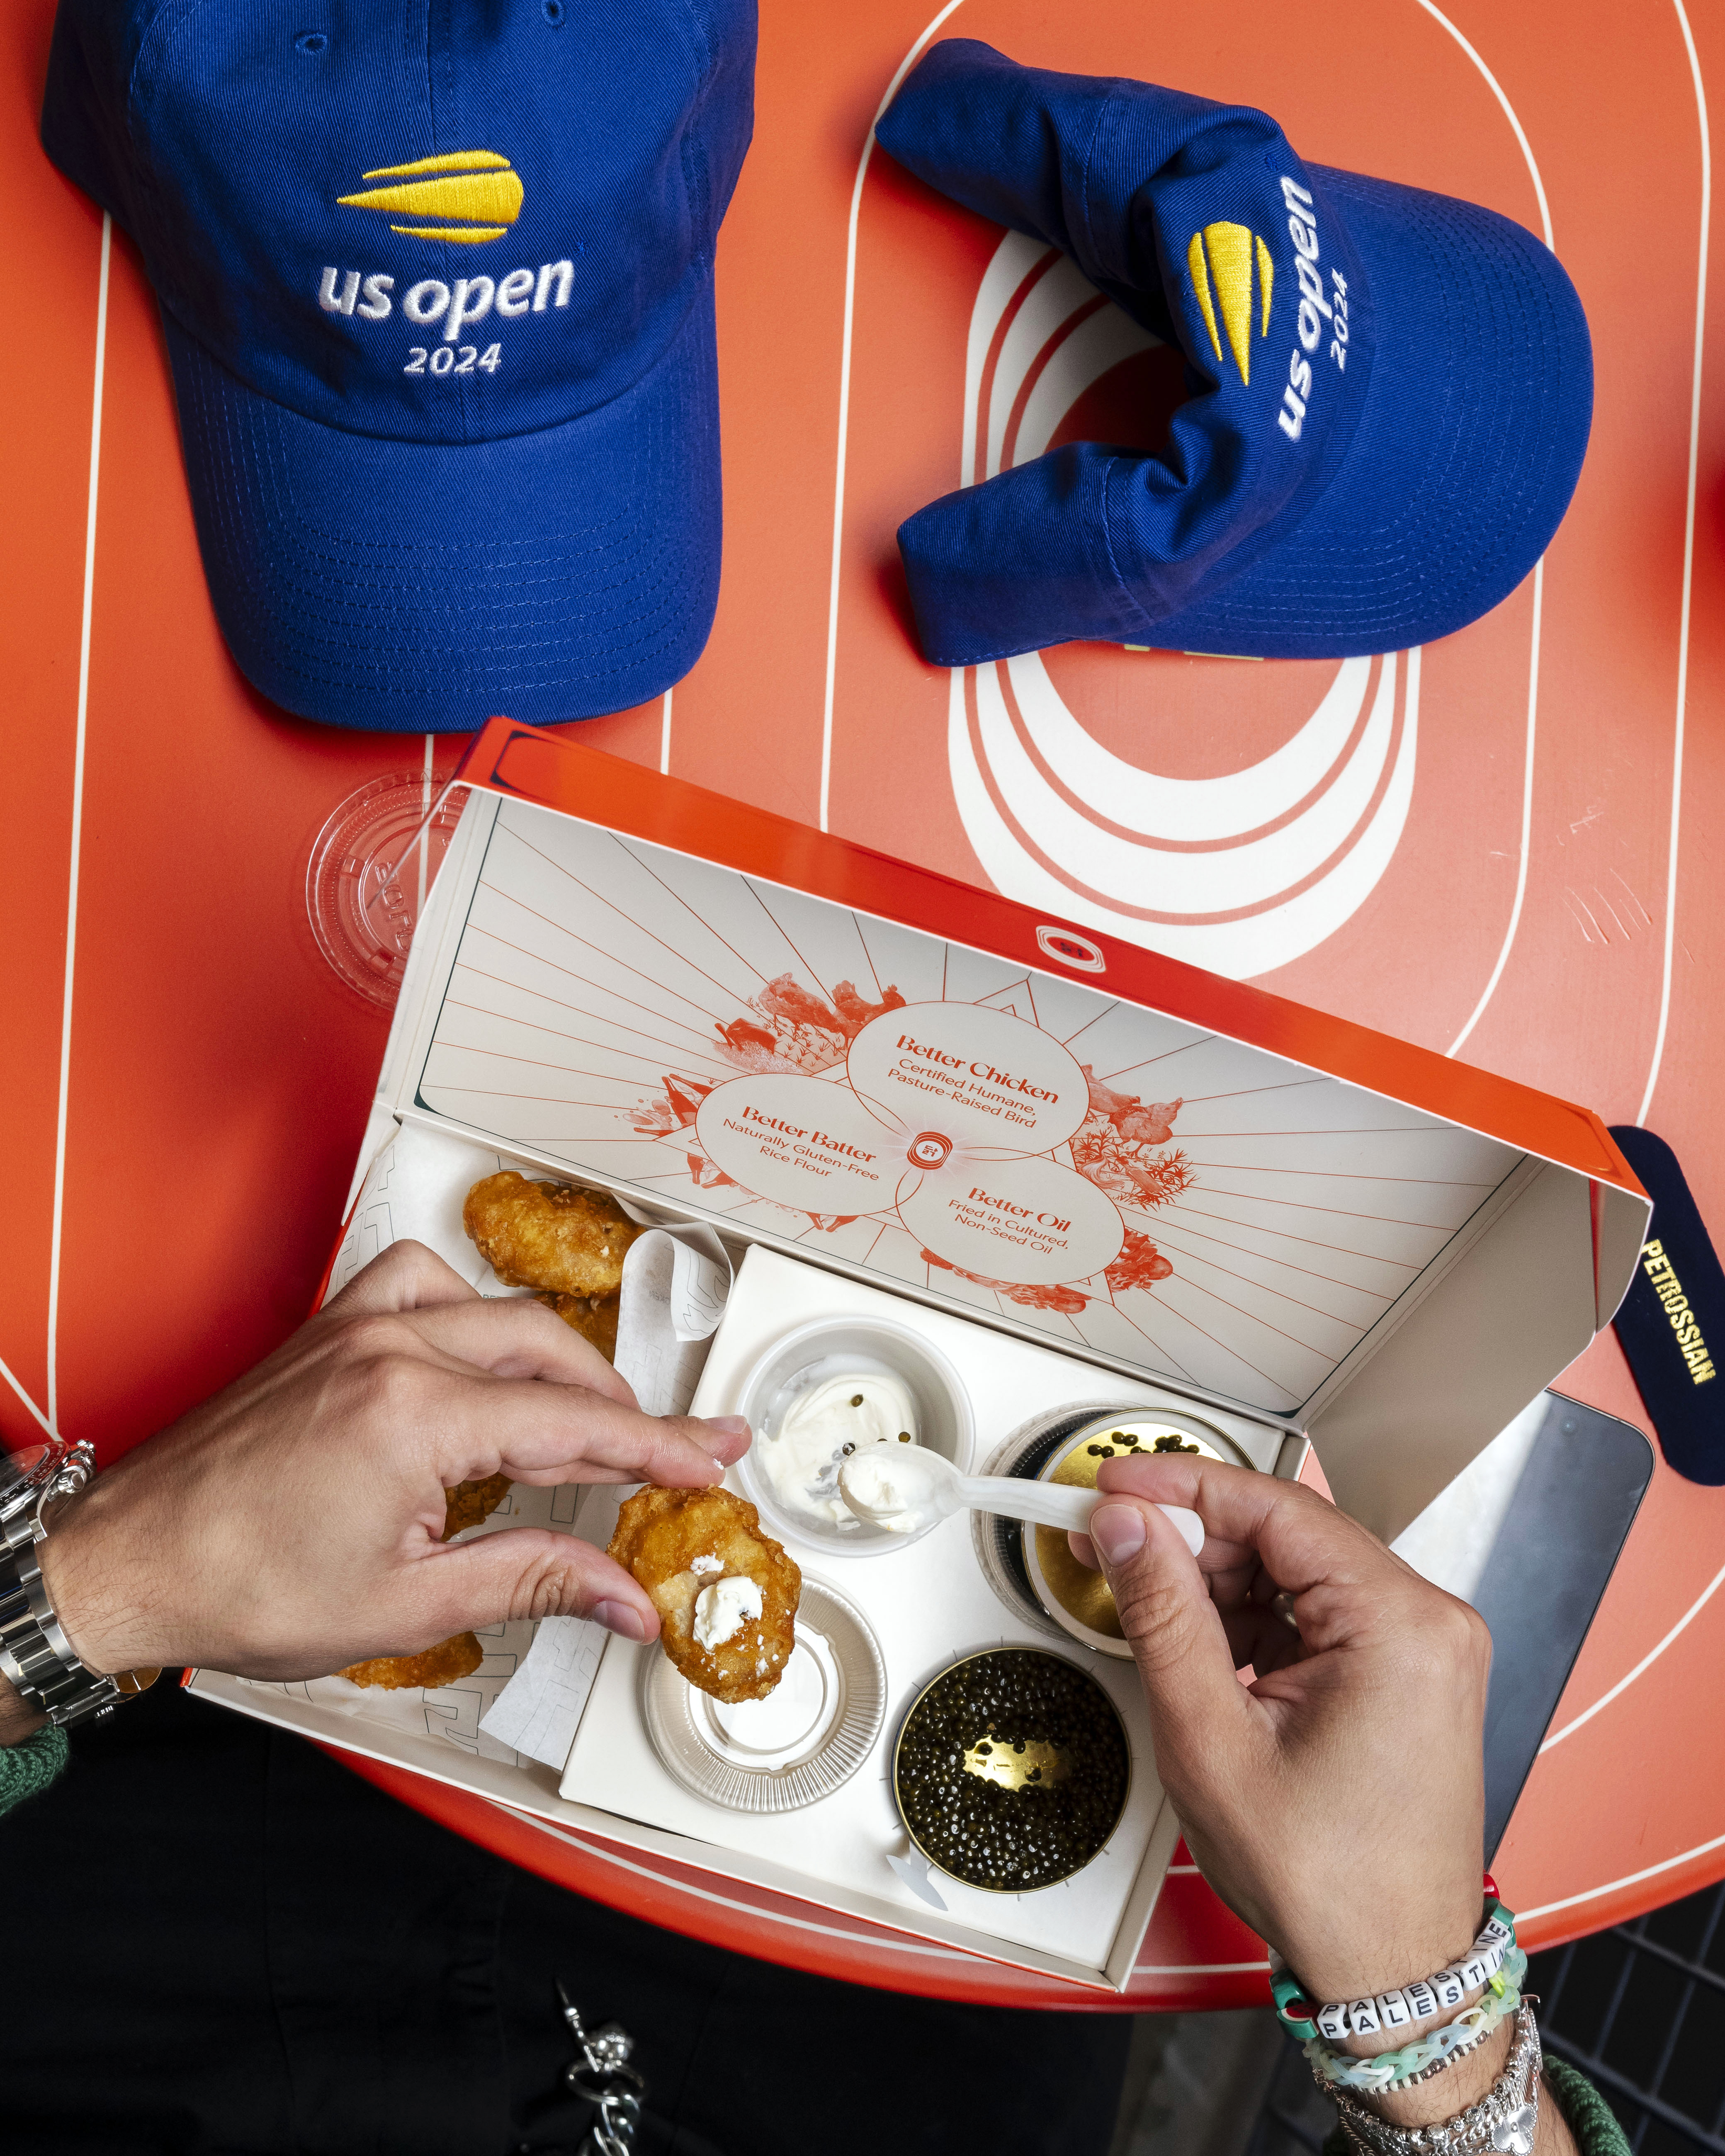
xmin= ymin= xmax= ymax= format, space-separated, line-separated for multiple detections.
xmin=892 ymin=1646 xmax=1132 ymax=1892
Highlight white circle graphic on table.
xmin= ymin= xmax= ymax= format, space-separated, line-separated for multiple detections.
xmin=947 ymin=231 xmax=1419 ymax=981
xmin=695 ymin=1073 xmax=900 ymax=1216
xmin=897 ymin=1150 xmax=1125 ymax=1287
xmin=844 ymin=1001 xmax=1090 ymax=1154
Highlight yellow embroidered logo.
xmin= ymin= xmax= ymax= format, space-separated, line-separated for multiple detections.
xmin=338 ymin=150 xmax=523 ymax=245
xmin=1186 ymin=222 xmax=1274 ymax=385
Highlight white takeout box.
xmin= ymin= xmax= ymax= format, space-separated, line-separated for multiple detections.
xmin=192 ymin=716 xmax=1649 ymax=1993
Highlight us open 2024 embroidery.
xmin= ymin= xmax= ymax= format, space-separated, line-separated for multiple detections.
xmin=319 ymin=146 xmax=572 ymax=379
xmin=1276 ymin=175 xmax=1347 ymax=442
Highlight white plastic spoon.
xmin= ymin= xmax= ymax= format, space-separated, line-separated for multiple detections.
xmin=837 ymin=1446 xmax=1205 ymax=1555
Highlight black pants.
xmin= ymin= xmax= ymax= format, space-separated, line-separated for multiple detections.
xmin=5 ymin=1680 xmax=1131 ymax=2154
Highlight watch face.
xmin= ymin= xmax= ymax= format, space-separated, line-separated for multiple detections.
xmin=113 ymin=1669 xmax=162 ymax=1697
xmin=5 ymin=1442 xmax=96 ymax=1543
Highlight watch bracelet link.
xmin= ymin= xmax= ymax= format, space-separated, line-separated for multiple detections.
xmin=0 ymin=1544 xmax=121 ymax=1728
xmin=0 ymin=1440 xmax=124 ymax=1730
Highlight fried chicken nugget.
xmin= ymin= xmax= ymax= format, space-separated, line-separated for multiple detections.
xmin=609 ymin=1486 xmax=800 ymax=1704
xmin=335 ymin=1479 xmax=513 ymax=1692
xmin=463 ymin=1171 xmax=639 ymax=1299
xmin=441 ymin=1471 xmax=515 ymax=1540
xmin=341 ymin=1632 xmax=484 ymax=1691
xmin=538 ymin=1288 xmax=620 ymax=1362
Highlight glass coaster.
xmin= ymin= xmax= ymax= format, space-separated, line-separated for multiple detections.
xmin=640 ymin=1577 xmax=885 ymax=1814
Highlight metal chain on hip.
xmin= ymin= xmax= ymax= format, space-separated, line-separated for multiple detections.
xmin=557 ymin=1980 xmax=648 ymax=2156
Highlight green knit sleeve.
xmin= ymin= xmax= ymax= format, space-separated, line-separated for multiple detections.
xmin=0 ymin=1722 xmax=70 ymax=1818
xmin=1318 ymin=2057 xmax=1630 ymax=2156
xmin=1544 ymin=2057 xmax=1632 ymax=2155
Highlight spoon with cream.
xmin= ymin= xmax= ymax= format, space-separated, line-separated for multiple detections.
xmin=837 ymin=1446 xmax=1204 ymax=1554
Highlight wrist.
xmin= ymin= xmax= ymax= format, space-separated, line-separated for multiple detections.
xmin=1288 ymin=1909 xmax=1533 ymax=2149
xmin=2 ymin=1454 xmax=165 ymax=1730
xmin=1275 ymin=1882 xmax=1511 ymax=2053
xmin=1281 ymin=1904 xmax=1484 ymax=2015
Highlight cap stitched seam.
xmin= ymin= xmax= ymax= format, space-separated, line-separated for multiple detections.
xmin=178 ymin=339 xmax=710 ymax=689
xmin=1072 ymin=87 xmax=1115 ymax=278
xmin=167 ymin=310 xmax=714 ymax=556
xmin=192 ymin=359 xmax=697 ymax=656
xmin=247 ymin=391 xmax=687 ymax=623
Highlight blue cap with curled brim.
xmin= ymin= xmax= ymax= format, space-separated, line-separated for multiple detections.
xmin=875 ymin=40 xmax=1592 ymax=665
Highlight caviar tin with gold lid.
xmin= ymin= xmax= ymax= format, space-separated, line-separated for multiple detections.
xmin=892 ymin=1647 xmax=1130 ymax=1892
xmin=972 ymin=1404 xmax=1246 ymax=1658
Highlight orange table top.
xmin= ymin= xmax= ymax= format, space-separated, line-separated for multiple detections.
xmin=7 ymin=0 xmax=1725 ymax=2010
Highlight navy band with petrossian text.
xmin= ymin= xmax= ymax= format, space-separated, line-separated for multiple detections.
xmin=1608 ymin=1126 xmax=1725 ymax=1486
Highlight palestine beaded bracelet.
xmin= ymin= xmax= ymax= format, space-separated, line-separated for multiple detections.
xmin=1304 ymin=1945 xmax=1528 ymax=2094
xmin=1269 ymin=1884 xmax=1517 ymax=2044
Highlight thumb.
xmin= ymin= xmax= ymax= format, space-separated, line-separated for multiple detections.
xmin=1089 ymin=1498 xmax=1256 ymax=1792
xmin=408 ymin=1527 xmax=660 ymax=1646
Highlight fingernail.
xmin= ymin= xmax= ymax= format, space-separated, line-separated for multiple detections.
xmin=1089 ymin=1503 xmax=1146 ymax=1567
xmin=705 ymin=1415 xmax=751 ymax=1439
xmin=595 ymin=1599 xmax=649 ymax=1641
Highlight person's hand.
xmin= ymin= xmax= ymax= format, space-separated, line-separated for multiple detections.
xmin=31 ymin=1241 xmax=750 ymax=1685
xmin=1069 ymin=1457 xmax=1583 ymax=2143
xmin=1072 ymin=1454 xmax=1491 ymax=2010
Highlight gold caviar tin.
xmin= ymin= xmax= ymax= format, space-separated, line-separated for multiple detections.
xmin=972 ymin=1404 xmax=1243 ymax=1659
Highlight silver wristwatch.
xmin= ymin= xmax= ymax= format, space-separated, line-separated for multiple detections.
xmin=1 ymin=1440 xmax=154 ymax=1728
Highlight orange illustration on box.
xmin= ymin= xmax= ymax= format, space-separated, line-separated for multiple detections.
xmin=630 ymin=981 xmax=1187 ymax=1313
xmin=412 ymin=800 xmax=1528 ymax=1419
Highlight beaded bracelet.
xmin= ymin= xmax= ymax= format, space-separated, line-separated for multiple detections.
xmin=1270 ymin=1884 xmax=1516 ymax=2043
xmin=1302 ymin=1945 xmax=1528 ymax=2094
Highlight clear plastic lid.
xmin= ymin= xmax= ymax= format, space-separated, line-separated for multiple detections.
xmin=306 ymin=770 xmax=468 ymax=1008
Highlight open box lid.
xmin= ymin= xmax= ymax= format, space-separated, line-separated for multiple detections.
xmin=372 ymin=719 xmax=1647 ymax=1542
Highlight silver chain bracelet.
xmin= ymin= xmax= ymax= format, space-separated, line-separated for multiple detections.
xmin=1330 ymin=2002 xmax=1542 ymax=2156
xmin=558 ymin=1981 xmax=648 ymax=2156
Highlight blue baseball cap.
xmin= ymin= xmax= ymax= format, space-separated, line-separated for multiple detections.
xmin=875 ymin=41 xmax=1592 ymax=666
xmin=41 ymin=0 xmax=755 ymax=731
